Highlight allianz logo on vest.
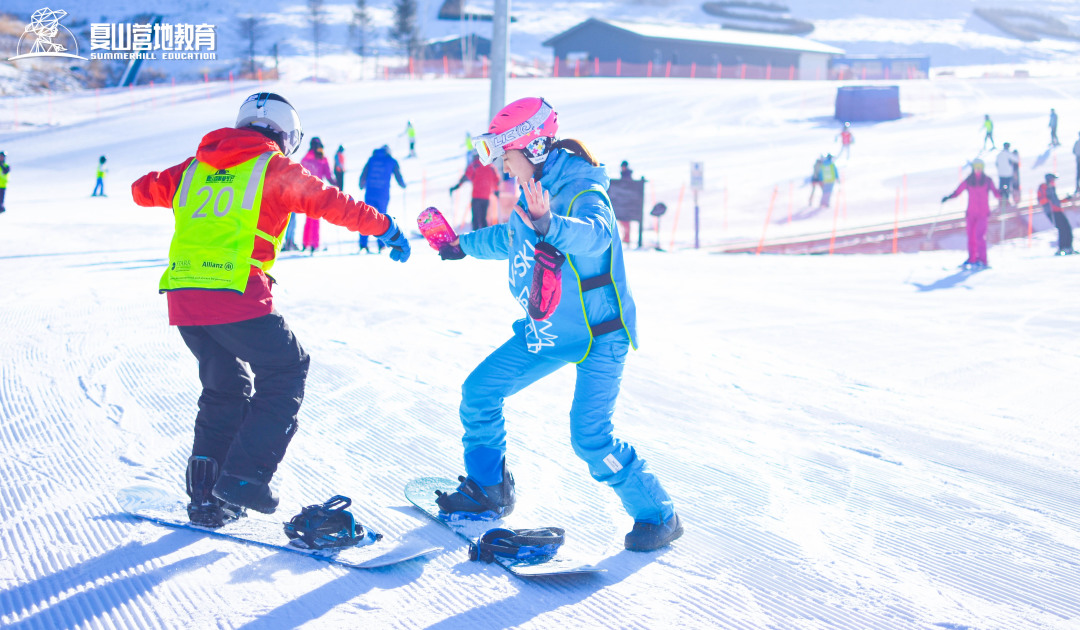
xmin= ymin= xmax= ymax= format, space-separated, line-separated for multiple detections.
xmin=205 ymin=170 xmax=236 ymax=184
xmin=201 ymin=261 xmax=234 ymax=271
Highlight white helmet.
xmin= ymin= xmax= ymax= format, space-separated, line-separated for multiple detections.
xmin=235 ymin=92 xmax=303 ymax=156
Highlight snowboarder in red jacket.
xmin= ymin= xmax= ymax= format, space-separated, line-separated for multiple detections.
xmin=131 ymin=92 xmax=411 ymax=526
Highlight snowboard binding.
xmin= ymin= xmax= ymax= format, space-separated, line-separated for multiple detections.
xmin=468 ymin=527 xmax=565 ymax=564
xmin=283 ymin=495 xmax=381 ymax=550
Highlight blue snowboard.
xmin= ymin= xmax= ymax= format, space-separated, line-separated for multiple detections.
xmin=404 ymin=477 xmax=604 ymax=577
xmin=118 ymin=485 xmax=441 ymax=569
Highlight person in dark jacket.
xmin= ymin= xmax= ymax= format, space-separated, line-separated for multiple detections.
xmin=358 ymin=145 xmax=406 ymax=253
xmin=130 ymin=92 xmax=411 ymax=526
xmin=1038 ymin=174 xmax=1074 ymax=255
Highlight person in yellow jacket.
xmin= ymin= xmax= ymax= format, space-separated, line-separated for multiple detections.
xmin=0 ymin=151 xmax=9 ymax=213
xmin=92 ymin=155 xmax=107 ymax=197
xmin=131 ymin=92 xmax=412 ymax=526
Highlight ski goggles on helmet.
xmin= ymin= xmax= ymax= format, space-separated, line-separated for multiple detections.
xmin=474 ymin=101 xmax=556 ymax=166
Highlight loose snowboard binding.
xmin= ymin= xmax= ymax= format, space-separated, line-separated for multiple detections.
xmin=283 ymin=495 xmax=381 ymax=550
xmin=468 ymin=527 xmax=565 ymax=564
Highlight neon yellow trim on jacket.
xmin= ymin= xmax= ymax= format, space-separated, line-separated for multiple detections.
xmin=159 ymin=151 xmax=279 ymax=294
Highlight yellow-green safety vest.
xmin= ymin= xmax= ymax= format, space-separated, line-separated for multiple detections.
xmin=96 ymin=166 xmax=106 ymax=178
xmin=160 ymin=151 xmax=283 ymax=294
xmin=0 ymin=168 xmax=7 ymax=188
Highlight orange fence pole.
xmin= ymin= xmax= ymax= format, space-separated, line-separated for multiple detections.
xmin=595 ymin=57 xmax=599 ymax=75
xmin=668 ymin=184 xmax=686 ymax=250
xmin=892 ymin=187 xmax=900 ymax=253
xmin=616 ymin=58 xmax=621 ymax=77
xmin=554 ymin=58 xmax=560 ymax=77
xmin=665 ymin=61 xmax=671 ymax=78
xmin=717 ymin=62 xmax=722 ymax=79
xmin=787 ymin=180 xmax=793 ymax=223
xmin=1027 ymin=193 xmax=1034 ymax=246
xmin=903 ymin=173 xmax=908 ymax=217
xmin=690 ymin=62 xmax=696 ymax=79
xmin=647 ymin=61 xmax=653 ymax=78
xmin=756 ymin=186 xmax=779 ymax=254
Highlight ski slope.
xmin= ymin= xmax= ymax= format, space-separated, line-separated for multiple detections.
xmin=1 ymin=78 xmax=1080 ymax=629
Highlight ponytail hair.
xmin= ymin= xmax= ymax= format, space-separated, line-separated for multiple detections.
xmin=533 ymin=138 xmax=599 ymax=178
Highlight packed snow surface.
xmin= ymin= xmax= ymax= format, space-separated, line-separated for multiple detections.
xmin=1 ymin=77 xmax=1079 ymax=629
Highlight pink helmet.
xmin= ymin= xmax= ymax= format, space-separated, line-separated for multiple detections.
xmin=475 ymin=97 xmax=558 ymax=166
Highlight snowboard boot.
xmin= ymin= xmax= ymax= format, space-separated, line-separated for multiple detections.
xmin=212 ymin=472 xmax=280 ymax=514
xmin=435 ymin=460 xmax=515 ymax=521
xmin=186 ymin=456 xmax=246 ymax=528
xmin=625 ymin=512 xmax=684 ymax=552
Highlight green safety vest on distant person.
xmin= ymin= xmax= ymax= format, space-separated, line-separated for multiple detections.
xmin=0 ymin=167 xmax=7 ymax=188
xmin=160 ymin=151 xmax=283 ymax=294
xmin=96 ymin=165 xmax=106 ymax=178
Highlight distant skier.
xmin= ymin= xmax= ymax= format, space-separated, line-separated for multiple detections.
xmin=1038 ymin=174 xmax=1074 ymax=255
xmin=1049 ymin=108 xmax=1059 ymax=147
xmin=333 ymin=145 xmax=346 ymax=190
xmin=130 ymin=92 xmax=411 ymax=526
xmin=0 ymin=151 xmax=9 ymax=213
xmin=402 ymin=120 xmax=417 ymax=158
xmin=1072 ymin=132 xmax=1080 ymax=193
xmin=808 ymin=155 xmax=824 ymax=206
xmin=300 ymin=137 xmax=333 ymax=254
xmin=92 ymin=155 xmax=107 ymax=197
xmin=941 ymin=158 xmax=1000 ymax=269
xmin=463 ymin=131 xmax=474 ymax=165
xmin=819 ymin=154 xmax=839 ymax=208
xmin=450 ymin=151 xmax=500 ymax=231
xmin=836 ymin=122 xmax=854 ymax=159
xmin=995 ymin=143 xmax=1019 ymax=207
xmin=358 ymin=144 xmax=406 ymax=253
xmin=982 ymin=115 xmax=995 ymax=151
xmin=433 ymin=97 xmax=683 ymax=552
xmin=1011 ymin=147 xmax=1023 ymax=206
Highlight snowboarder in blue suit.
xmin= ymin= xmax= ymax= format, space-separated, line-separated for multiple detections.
xmin=433 ymin=97 xmax=682 ymax=552
xmin=358 ymin=145 xmax=406 ymax=253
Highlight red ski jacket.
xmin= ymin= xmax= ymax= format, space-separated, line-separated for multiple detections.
xmin=132 ymin=127 xmax=391 ymax=326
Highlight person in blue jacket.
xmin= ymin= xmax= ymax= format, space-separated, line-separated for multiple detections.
xmin=433 ymin=97 xmax=682 ymax=552
xmin=358 ymin=145 xmax=406 ymax=253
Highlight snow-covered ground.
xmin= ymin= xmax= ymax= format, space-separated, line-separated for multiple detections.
xmin=2 ymin=77 xmax=1080 ymax=629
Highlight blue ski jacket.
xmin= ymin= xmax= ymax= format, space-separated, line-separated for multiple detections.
xmin=459 ymin=149 xmax=638 ymax=363
xmin=360 ymin=147 xmax=405 ymax=194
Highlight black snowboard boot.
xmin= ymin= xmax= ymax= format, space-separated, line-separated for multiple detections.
xmin=212 ymin=472 xmax=280 ymax=514
xmin=435 ymin=460 xmax=515 ymax=521
xmin=186 ymin=456 xmax=245 ymax=528
xmin=625 ymin=512 xmax=684 ymax=552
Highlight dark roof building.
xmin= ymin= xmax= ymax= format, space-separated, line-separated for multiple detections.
xmin=543 ymin=18 xmax=844 ymax=79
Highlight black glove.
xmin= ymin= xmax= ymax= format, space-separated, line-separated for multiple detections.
xmin=450 ymin=185 xmax=459 ymax=194
xmin=379 ymin=217 xmax=411 ymax=263
xmin=439 ymin=243 xmax=466 ymax=260
xmin=941 ymin=195 xmax=950 ymax=203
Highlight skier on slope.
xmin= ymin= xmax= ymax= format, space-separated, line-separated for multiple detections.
xmin=130 ymin=92 xmax=411 ymax=526
xmin=358 ymin=145 xmax=406 ymax=253
xmin=941 ymin=158 xmax=1000 ymax=269
xmin=1038 ymin=174 xmax=1075 ymax=255
xmin=299 ymin=137 xmax=334 ymax=254
xmin=432 ymin=97 xmax=683 ymax=552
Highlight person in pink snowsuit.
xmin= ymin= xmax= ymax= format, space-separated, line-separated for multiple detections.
xmin=942 ymin=158 xmax=1000 ymax=269
xmin=300 ymin=137 xmax=334 ymax=254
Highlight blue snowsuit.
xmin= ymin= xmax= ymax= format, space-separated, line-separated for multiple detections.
xmin=457 ymin=149 xmax=674 ymax=525
xmin=358 ymin=147 xmax=405 ymax=249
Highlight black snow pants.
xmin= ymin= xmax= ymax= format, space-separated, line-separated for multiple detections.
xmin=178 ymin=311 xmax=310 ymax=483
xmin=471 ymin=198 xmax=490 ymax=231
xmin=1053 ymin=211 xmax=1074 ymax=252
